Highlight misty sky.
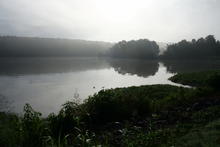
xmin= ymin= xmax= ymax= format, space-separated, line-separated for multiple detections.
xmin=0 ymin=0 xmax=220 ymax=42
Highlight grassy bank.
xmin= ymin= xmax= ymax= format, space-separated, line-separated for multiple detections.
xmin=1 ymin=70 xmax=220 ymax=146
xmin=169 ymin=70 xmax=220 ymax=88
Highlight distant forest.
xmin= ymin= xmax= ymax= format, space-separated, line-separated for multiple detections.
xmin=0 ymin=36 xmax=112 ymax=57
xmin=0 ymin=35 xmax=220 ymax=59
xmin=109 ymin=35 xmax=220 ymax=59
xmin=109 ymin=39 xmax=159 ymax=59
xmin=162 ymin=35 xmax=220 ymax=59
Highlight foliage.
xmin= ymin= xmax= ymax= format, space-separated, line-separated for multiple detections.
xmin=175 ymin=119 xmax=220 ymax=147
xmin=21 ymin=104 xmax=46 ymax=147
xmin=191 ymin=106 xmax=220 ymax=124
xmin=109 ymin=39 xmax=159 ymax=59
xmin=85 ymin=85 xmax=186 ymax=124
xmin=169 ymin=70 xmax=220 ymax=89
xmin=45 ymin=101 xmax=97 ymax=147
xmin=0 ymin=112 xmax=21 ymax=147
xmin=85 ymin=89 xmax=150 ymax=123
xmin=162 ymin=35 xmax=220 ymax=59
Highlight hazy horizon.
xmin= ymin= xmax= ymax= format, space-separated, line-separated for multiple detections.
xmin=1 ymin=0 xmax=220 ymax=42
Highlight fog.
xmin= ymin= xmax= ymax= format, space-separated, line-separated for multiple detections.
xmin=1 ymin=0 xmax=220 ymax=42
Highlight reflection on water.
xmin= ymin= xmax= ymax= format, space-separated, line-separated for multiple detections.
xmin=0 ymin=57 xmax=110 ymax=75
xmin=0 ymin=58 xmax=220 ymax=116
xmin=163 ymin=60 xmax=220 ymax=73
xmin=109 ymin=59 xmax=159 ymax=77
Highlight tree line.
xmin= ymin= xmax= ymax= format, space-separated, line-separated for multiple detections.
xmin=109 ymin=39 xmax=159 ymax=59
xmin=0 ymin=35 xmax=220 ymax=59
xmin=109 ymin=35 xmax=220 ymax=59
xmin=161 ymin=35 xmax=220 ymax=59
xmin=0 ymin=36 xmax=112 ymax=57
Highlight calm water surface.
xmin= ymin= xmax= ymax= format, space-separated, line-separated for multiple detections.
xmin=0 ymin=58 xmax=219 ymax=115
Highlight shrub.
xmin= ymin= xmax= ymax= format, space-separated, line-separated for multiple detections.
xmin=21 ymin=103 xmax=45 ymax=147
xmin=85 ymin=89 xmax=151 ymax=124
xmin=0 ymin=112 xmax=21 ymax=147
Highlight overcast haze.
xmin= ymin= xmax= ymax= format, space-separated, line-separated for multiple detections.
xmin=0 ymin=0 xmax=220 ymax=42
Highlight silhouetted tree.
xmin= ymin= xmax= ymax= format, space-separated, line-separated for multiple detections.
xmin=109 ymin=39 xmax=159 ymax=59
xmin=161 ymin=35 xmax=220 ymax=59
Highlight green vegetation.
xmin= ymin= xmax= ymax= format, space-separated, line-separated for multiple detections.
xmin=175 ymin=119 xmax=220 ymax=147
xmin=162 ymin=35 xmax=220 ymax=59
xmin=109 ymin=39 xmax=159 ymax=59
xmin=169 ymin=70 xmax=220 ymax=89
xmin=1 ymin=70 xmax=220 ymax=146
xmin=109 ymin=35 xmax=220 ymax=60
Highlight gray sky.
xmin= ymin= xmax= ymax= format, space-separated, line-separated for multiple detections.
xmin=0 ymin=0 xmax=220 ymax=42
